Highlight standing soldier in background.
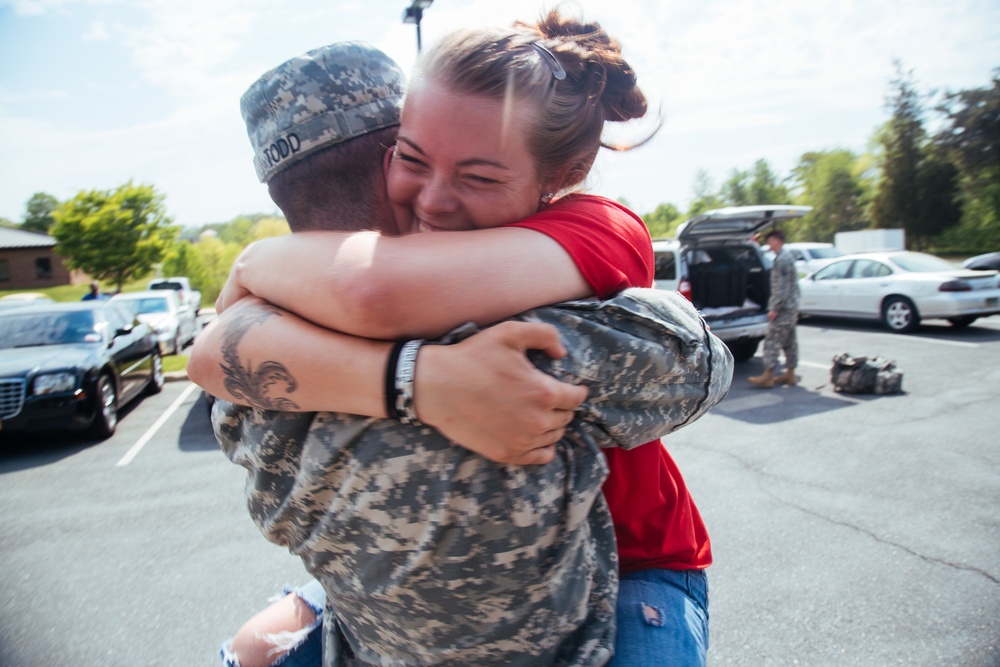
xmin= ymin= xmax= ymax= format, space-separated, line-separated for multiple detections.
xmin=749 ymin=229 xmax=800 ymax=388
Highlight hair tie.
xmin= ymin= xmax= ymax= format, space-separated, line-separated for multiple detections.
xmin=531 ymin=42 xmax=567 ymax=81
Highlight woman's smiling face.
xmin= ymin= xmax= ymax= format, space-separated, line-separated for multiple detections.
xmin=387 ymin=78 xmax=550 ymax=234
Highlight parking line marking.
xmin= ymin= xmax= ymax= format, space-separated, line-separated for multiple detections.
xmin=851 ymin=334 xmax=979 ymax=349
xmin=913 ymin=337 xmax=979 ymax=349
xmin=115 ymin=382 xmax=199 ymax=467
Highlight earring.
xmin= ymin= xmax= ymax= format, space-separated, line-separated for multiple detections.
xmin=540 ymin=192 xmax=554 ymax=205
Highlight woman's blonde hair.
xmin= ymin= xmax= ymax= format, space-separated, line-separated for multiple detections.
xmin=411 ymin=9 xmax=654 ymax=195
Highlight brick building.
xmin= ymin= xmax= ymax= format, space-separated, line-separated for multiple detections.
xmin=0 ymin=227 xmax=83 ymax=290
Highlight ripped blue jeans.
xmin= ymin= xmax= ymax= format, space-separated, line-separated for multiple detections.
xmin=220 ymin=580 xmax=324 ymax=667
xmin=606 ymin=568 xmax=709 ymax=667
xmin=221 ymin=570 xmax=708 ymax=667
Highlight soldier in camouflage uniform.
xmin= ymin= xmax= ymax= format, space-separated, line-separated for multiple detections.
xmin=200 ymin=39 xmax=733 ymax=667
xmin=749 ymin=229 xmax=800 ymax=387
xmin=215 ymin=291 xmax=732 ymax=667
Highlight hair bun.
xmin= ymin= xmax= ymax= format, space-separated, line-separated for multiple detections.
xmin=520 ymin=10 xmax=647 ymax=125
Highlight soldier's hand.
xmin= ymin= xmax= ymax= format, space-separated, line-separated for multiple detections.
xmin=414 ymin=321 xmax=588 ymax=465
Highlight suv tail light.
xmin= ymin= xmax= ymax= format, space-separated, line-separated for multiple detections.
xmin=678 ymin=278 xmax=693 ymax=302
xmin=938 ymin=280 xmax=971 ymax=292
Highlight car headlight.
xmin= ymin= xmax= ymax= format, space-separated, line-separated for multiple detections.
xmin=33 ymin=372 xmax=77 ymax=395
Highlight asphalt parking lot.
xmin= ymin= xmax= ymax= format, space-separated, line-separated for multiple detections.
xmin=1 ymin=315 xmax=998 ymax=666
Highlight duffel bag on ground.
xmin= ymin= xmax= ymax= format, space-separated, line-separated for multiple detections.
xmin=831 ymin=353 xmax=903 ymax=394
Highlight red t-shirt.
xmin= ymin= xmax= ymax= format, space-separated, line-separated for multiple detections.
xmin=508 ymin=194 xmax=713 ymax=572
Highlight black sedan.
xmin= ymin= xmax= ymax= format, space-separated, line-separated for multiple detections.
xmin=0 ymin=301 xmax=164 ymax=439
xmin=962 ymin=251 xmax=1000 ymax=271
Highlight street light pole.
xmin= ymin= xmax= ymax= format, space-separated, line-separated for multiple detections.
xmin=402 ymin=0 xmax=433 ymax=53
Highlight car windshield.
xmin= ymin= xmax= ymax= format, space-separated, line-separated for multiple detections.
xmin=888 ymin=252 xmax=959 ymax=273
xmin=810 ymin=247 xmax=842 ymax=259
xmin=120 ymin=297 xmax=169 ymax=314
xmin=0 ymin=311 xmax=100 ymax=348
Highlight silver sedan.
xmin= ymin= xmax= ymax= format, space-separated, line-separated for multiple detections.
xmin=798 ymin=250 xmax=1000 ymax=332
xmin=111 ymin=290 xmax=198 ymax=354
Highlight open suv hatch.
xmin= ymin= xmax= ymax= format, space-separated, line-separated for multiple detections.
xmin=652 ymin=205 xmax=812 ymax=361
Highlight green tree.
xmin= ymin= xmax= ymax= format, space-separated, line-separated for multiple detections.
xmin=250 ymin=216 xmax=291 ymax=242
xmin=52 ymin=182 xmax=178 ymax=291
xmin=870 ymin=63 xmax=962 ymax=249
xmin=748 ymin=159 xmax=791 ymax=205
xmin=191 ymin=235 xmax=243 ymax=307
xmin=718 ymin=160 xmax=790 ymax=208
xmin=161 ymin=241 xmax=209 ymax=294
xmin=936 ymin=70 xmax=1000 ymax=185
xmin=721 ymin=168 xmax=751 ymax=206
xmin=934 ymin=70 xmax=1000 ymax=249
xmin=642 ymin=202 xmax=683 ymax=239
xmin=870 ymin=64 xmax=924 ymax=237
xmin=21 ymin=192 xmax=60 ymax=234
xmin=790 ymin=150 xmax=872 ymax=242
xmin=217 ymin=215 xmax=262 ymax=245
xmin=686 ymin=169 xmax=724 ymax=217
xmin=913 ymin=147 xmax=962 ymax=248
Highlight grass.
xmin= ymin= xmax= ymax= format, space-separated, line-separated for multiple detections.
xmin=162 ymin=355 xmax=188 ymax=373
xmin=0 ymin=276 xmax=152 ymax=302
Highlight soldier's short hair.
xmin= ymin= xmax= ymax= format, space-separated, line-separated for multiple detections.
xmin=241 ymin=41 xmax=406 ymax=183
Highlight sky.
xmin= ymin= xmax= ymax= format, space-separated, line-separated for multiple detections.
xmin=0 ymin=0 xmax=997 ymax=228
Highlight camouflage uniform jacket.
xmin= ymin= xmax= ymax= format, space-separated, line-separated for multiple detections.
xmin=214 ymin=288 xmax=733 ymax=667
xmin=768 ymin=248 xmax=801 ymax=313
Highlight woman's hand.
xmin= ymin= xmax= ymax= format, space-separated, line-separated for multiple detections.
xmin=415 ymin=321 xmax=588 ymax=465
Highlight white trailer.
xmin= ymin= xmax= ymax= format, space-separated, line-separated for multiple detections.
xmin=834 ymin=229 xmax=905 ymax=254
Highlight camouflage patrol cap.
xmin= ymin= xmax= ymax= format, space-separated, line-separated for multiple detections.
xmin=241 ymin=41 xmax=405 ymax=183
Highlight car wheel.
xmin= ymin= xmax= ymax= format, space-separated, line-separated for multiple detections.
xmin=172 ymin=331 xmax=183 ymax=355
xmin=947 ymin=316 xmax=978 ymax=329
xmin=727 ymin=339 xmax=760 ymax=362
xmin=90 ymin=373 xmax=119 ymax=439
xmin=881 ymin=296 xmax=920 ymax=333
xmin=147 ymin=351 xmax=165 ymax=395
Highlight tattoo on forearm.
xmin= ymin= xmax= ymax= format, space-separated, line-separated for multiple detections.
xmin=219 ymin=305 xmax=300 ymax=410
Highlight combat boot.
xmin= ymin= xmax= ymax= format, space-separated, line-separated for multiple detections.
xmin=774 ymin=367 xmax=797 ymax=385
xmin=748 ymin=368 xmax=774 ymax=388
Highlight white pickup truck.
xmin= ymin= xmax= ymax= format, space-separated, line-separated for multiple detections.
xmin=147 ymin=277 xmax=202 ymax=315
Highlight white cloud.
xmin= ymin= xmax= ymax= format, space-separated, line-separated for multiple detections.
xmin=4 ymin=0 xmax=55 ymax=16
xmin=118 ymin=0 xmax=259 ymax=97
xmin=3 ymin=0 xmax=120 ymax=17
xmin=81 ymin=18 xmax=107 ymax=40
